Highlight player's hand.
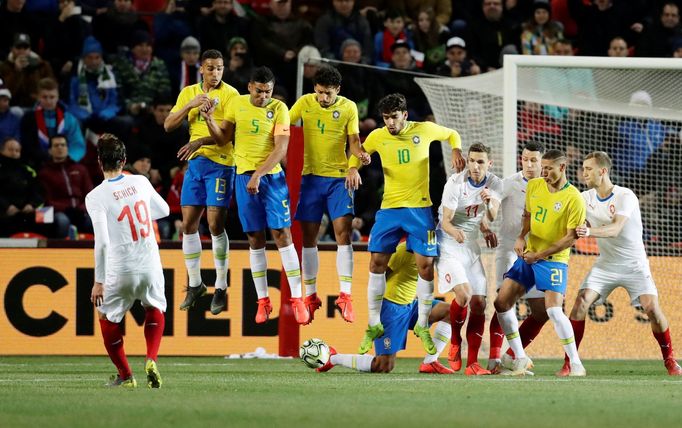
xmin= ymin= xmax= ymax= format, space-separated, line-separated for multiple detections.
xmin=91 ymin=282 xmax=104 ymax=307
xmin=514 ymin=237 xmax=526 ymax=257
xmin=247 ymin=174 xmax=261 ymax=194
xmin=480 ymin=188 xmax=492 ymax=205
xmin=357 ymin=151 xmax=371 ymax=166
xmin=483 ymin=230 xmax=498 ymax=248
xmin=189 ymin=94 xmax=210 ymax=109
xmin=576 ymin=224 xmax=590 ymax=238
xmin=452 ymin=149 xmax=465 ymax=172
xmin=522 ymin=251 xmax=541 ymax=264
xmin=449 ymin=228 xmax=466 ymax=243
xmin=177 ymin=140 xmax=202 ymax=161
xmin=345 ymin=167 xmax=362 ymax=190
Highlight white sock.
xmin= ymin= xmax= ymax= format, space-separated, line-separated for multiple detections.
xmin=211 ymin=231 xmax=228 ymax=290
xmin=182 ymin=231 xmax=202 ymax=288
xmin=279 ymin=244 xmax=302 ymax=299
xmin=337 ymin=244 xmax=353 ymax=295
xmin=302 ymin=246 xmax=318 ymax=296
xmin=249 ymin=247 xmax=268 ymax=299
xmin=416 ymin=275 xmax=434 ymax=328
xmin=497 ymin=308 xmax=526 ymax=359
xmin=367 ymin=272 xmax=386 ymax=326
xmin=423 ymin=322 xmax=451 ymax=363
xmin=330 ymin=354 xmax=374 ymax=372
xmin=546 ymin=306 xmax=582 ymax=365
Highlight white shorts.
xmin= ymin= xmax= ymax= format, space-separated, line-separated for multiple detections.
xmin=580 ymin=262 xmax=657 ymax=306
xmin=100 ymin=268 xmax=167 ymax=323
xmin=436 ymin=244 xmax=486 ymax=295
xmin=495 ymin=246 xmax=544 ymax=299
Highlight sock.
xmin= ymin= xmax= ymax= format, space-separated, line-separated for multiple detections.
xmin=564 ymin=319 xmax=585 ymax=363
xmin=211 ymin=231 xmax=229 ymax=290
xmin=301 ymin=246 xmax=318 ymax=296
xmin=466 ymin=312 xmax=486 ymax=366
xmin=330 ymin=354 xmax=374 ymax=372
xmin=182 ymin=231 xmax=202 ymax=288
xmin=497 ymin=308 xmax=526 ymax=359
xmin=507 ymin=315 xmax=548 ymax=357
xmin=449 ymin=300 xmax=468 ymax=345
xmin=416 ymin=275 xmax=434 ymax=328
xmin=423 ymin=321 xmax=451 ymax=364
xmin=279 ymin=244 xmax=302 ymax=298
xmin=144 ymin=307 xmax=165 ymax=361
xmin=249 ymin=247 xmax=268 ymax=299
xmin=653 ymin=328 xmax=674 ymax=361
xmin=99 ymin=319 xmax=132 ymax=379
xmin=547 ymin=306 xmax=581 ymax=365
xmin=489 ymin=312 xmax=504 ymax=359
xmin=337 ymin=244 xmax=353 ymax=295
xmin=367 ymin=272 xmax=386 ymax=326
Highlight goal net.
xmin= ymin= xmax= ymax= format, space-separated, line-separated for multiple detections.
xmin=417 ymin=56 xmax=682 ymax=359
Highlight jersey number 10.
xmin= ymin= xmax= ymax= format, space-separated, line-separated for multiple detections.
xmin=117 ymin=200 xmax=151 ymax=241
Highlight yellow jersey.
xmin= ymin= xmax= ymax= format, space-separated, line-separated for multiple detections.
xmin=289 ymin=94 xmax=360 ymax=178
xmin=385 ymin=241 xmax=417 ymax=305
xmin=225 ymin=95 xmax=291 ymax=175
xmin=525 ymin=178 xmax=586 ymax=264
xmin=170 ymin=82 xmax=239 ymax=166
xmin=349 ymin=121 xmax=461 ymax=208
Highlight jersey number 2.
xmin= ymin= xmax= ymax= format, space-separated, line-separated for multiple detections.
xmin=117 ymin=200 xmax=151 ymax=241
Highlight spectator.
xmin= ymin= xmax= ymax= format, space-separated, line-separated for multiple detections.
xmin=521 ymin=0 xmax=564 ymax=55
xmin=79 ymin=0 xmax=109 ymax=18
xmin=568 ymin=0 xmax=642 ymax=56
xmin=124 ymin=143 xmax=154 ymax=182
xmin=436 ymin=36 xmax=480 ymax=77
xmin=380 ymin=40 xmax=431 ymax=121
xmin=38 ymin=134 xmax=93 ymax=238
xmin=199 ymin=0 xmax=249 ymax=57
xmin=673 ymin=36 xmax=682 ymax=57
xmin=223 ymin=37 xmax=253 ymax=95
xmin=315 ymin=0 xmax=373 ymax=62
xmin=403 ymin=0 xmax=451 ymax=27
xmin=412 ymin=6 xmax=450 ymax=73
xmin=43 ymin=0 xmax=90 ymax=85
xmin=636 ymin=2 xmax=682 ymax=58
xmin=92 ymin=0 xmax=149 ymax=57
xmin=607 ymin=36 xmax=629 ymax=57
xmin=0 ymin=33 xmax=55 ymax=108
xmin=468 ymin=0 xmax=520 ymax=71
xmin=0 ymin=84 xmax=20 ymax=141
xmin=169 ymin=36 xmax=202 ymax=98
xmin=112 ymin=30 xmax=172 ymax=118
xmin=517 ymin=101 xmax=561 ymax=145
xmin=0 ymin=0 xmax=33 ymax=59
xmin=351 ymin=216 xmax=364 ymax=241
xmin=336 ymin=39 xmax=378 ymax=134
xmin=373 ymin=8 xmax=412 ymax=68
xmin=164 ymin=161 xmax=186 ymax=240
xmin=152 ymin=0 xmax=195 ymax=67
xmin=21 ymin=78 xmax=85 ymax=168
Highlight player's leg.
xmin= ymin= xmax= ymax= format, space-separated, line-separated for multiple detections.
xmin=544 ymin=284 xmax=585 ymax=377
xmin=271 ymin=226 xmax=308 ymax=325
xmin=488 ymin=249 xmax=516 ymax=369
xmin=327 ymin=176 xmax=356 ymax=322
xmin=97 ymin=275 xmax=135 ymax=387
xmin=358 ymin=251 xmax=392 ymax=354
xmin=419 ymin=301 xmax=455 ymax=374
xmin=638 ymin=294 xmax=682 ymax=375
xmin=436 ymin=255 xmax=470 ymax=371
xmin=140 ymin=269 xmax=167 ymax=388
xmin=464 ymin=257 xmax=490 ymax=375
xmin=506 ymin=293 xmax=549 ymax=358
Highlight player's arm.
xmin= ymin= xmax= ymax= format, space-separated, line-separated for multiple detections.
xmin=577 ymin=215 xmax=628 ymax=238
xmin=203 ymin=111 xmax=235 ymax=147
xmin=480 ymin=218 xmax=498 ymax=248
xmin=480 ymin=188 xmax=500 ymax=222
xmin=164 ymin=92 xmax=210 ymax=132
xmin=348 ymin=133 xmax=370 ymax=165
xmin=514 ymin=210 xmax=530 ymax=256
xmin=149 ymin=187 xmax=170 ymax=220
xmin=86 ymin=197 xmax=108 ymax=307
xmin=289 ymin=97 xmax=302 ymax=125
xmin=526 ymin=228 xmax=578 ymax=263
xmin=346 ymin=132 xmax=377 ymax=189
xmin=440 ymin=206 xmax=466 ymax=243
xmin=429 ymin=123 xmax=465 ymax=172
xmin=176 ymin=136 xmax=217 ymax=161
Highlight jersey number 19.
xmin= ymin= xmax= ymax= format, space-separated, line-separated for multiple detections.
xmin=117 ymin=200 xmax=151 ymax=241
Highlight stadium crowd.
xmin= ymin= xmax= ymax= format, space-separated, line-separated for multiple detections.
xmin=0 ymin=0 xmax=681 ymax=245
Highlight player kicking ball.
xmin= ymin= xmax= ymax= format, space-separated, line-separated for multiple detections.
xmin=316 ymin=242 xmax=454 ymax=374
xmin=87 ymin=135 xmax=169 ymax=388
xmin=558 ymin=151 xmax=682 ymax=376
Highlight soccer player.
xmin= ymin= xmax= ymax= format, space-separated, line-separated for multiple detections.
xmin=165 ymin=49 xmax=239 ymax=315
xmin=87 ymin=134 xmax=169 ymax=388
xmin=289 ymin=66 xmax=370 ymax=324
xmin=487 ymin=142 xmax=550 ymax=373
xmin=317 ymin=241 xmax=455 ymax=374
xmin=348 ymin=93 xmax=466 ymax=355
xmin=493 ymin=149 xmax=587 ymax=376
xmin=436 ymin=143 xmax=503 ymax=376
xmin=203 ymin=66 xmax=308 ymax=324
xmin=558 ymin=151 xmax=682 ymax=376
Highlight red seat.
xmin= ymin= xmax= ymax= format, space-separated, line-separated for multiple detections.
xmin=10 ymin=232 xmax=48 ymax=239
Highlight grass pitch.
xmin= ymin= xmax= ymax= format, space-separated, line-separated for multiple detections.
xmin=0 ymin=357 xmax=679 ymax=428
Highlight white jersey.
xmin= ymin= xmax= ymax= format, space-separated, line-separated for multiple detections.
xmin=582 ymin=185 xmax=648 ymax=269
xmin=437 ymin=170 xmax=502 ymax=256
xmin=499 ymin=171 xmax=528 ymax=247
xmin=86 ymin=174 xmax=170 ymax=282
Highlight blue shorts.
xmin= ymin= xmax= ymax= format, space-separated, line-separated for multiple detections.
xmin=294 ymin=175 xmax=354 ymax=222
xmin=181 ymin=156 xmax=235 ymax=208
xmin=504 ymin=257 xmax=569 ymax=294
xmin=368 ymin=207 xmax=438 ymax=257
xmin=374 ymin=299 xmax=440 ymax=355
xmin=235 ymin=171 xmax=291 ymax=232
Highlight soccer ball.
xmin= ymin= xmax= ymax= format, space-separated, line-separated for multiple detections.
xmin=299 ymin=338 xmax=331 ymax=369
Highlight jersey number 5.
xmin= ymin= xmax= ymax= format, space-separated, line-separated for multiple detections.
xmin=117 ymin=200 xmax=151 ymax=241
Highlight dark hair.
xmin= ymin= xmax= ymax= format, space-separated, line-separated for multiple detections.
xmin=554 ymin=38 xmax=573 ymax=48
xmin=468 ymin=142 xmax=491 ymax=155
xmin=152 ymin=93 xmax=175 ymax=107
xmin=201 ymin=49 xmax=223 ymax=63
xmin=38 ymin=77 xmax=59 ymax=92
xmin=384 ymin=7 xmax=405 ymax=20
xmin=523 ymin=141 xmax=545 ymax=154
xmin=250 ymin=66 xmax=275 ymax=84
xmin=98 ymin=134 xmax=127 ymax=171
xmin=584 ymin=151 xmax=612 ymax=170
xmin=377 ymin=93 xmax=407 ymax=115
xmin=542 ymin=148 xmax=566 ymax=163
xmin=48 ymin=134 xmax=67 ymax=148
xmin=313 ymin=66 xmax=342 ymax=88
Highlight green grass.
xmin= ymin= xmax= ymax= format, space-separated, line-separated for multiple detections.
xmin=0 ymin=357 xmax=680 ymax=428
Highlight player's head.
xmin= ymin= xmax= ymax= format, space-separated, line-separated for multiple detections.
xmin=200 ymin=49 xmax=224 ymax=88
xmin=541 ymin=149 xmax=567 ymax=185
xmin=97 ymin=133 xmax=127 ymax=173
xmin=248 ymin=66 xmax=275 ymax=107
xmin=312 ymin=66 xmax=342 ymax=108
xmin=582 ymin=151 xmax=612 ymax=189
xmin=377 ymin=93 xmax=408 ymax=135
xmin=467 ymin=143 xmax=492 ymax=182
xmin=521 ymin=141 xmax=544 ymax=180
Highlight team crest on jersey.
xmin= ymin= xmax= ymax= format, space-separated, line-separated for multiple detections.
xmin=412 ymin=136 xmax=421 ymax=145
xmin=609 ymin=204 xmax=615 ymax=215
xmin=266 ymin=110 xmax=274 ymax=119
xmin=445 ymin=273 xmax=451 ymax=284
xmin=554 ymin=202 xmax=562 ymax=212
xmin=332 ymin=110 xmax=340 ymax=119
xmin=383 ymin=337 xmax=392 ymax=350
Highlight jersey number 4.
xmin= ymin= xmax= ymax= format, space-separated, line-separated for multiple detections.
xmin=117 ymin=200 xmax=151 ymax=241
